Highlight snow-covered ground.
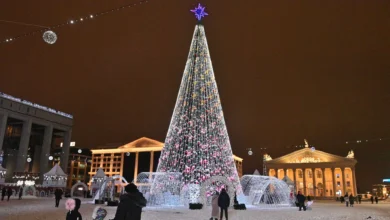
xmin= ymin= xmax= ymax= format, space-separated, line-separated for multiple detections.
xmin=0 ymin=197 xmax=390 ymax=220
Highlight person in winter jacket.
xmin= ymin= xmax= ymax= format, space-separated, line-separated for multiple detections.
xmin=113 ymin=183 xmax=146 ymax=220
xmin=349 ymin=194 xmax=355 ymax=207
xmin=55 ymin=189 xmax=63 ymax=207
xmin=296 ymin=191 xmax=306 ymax=211
xmin=210 ymin=191 xmax=219 ymax=220
xmin=218 ymin=188 xmax=230 ymax=220
xmin=370 ymin=196 xmax=374 ymax=204
xmin=66 ymin=198 xmax=83 ymax=220
xmin=1 ymin=187 xmax=6 ymax=201
xmin=344 ymin=194 xmax=349 ymax=207
xmin=7 ymin=188 xmax=12 ymax=201
xmin=18 ymin=187 xmax=23 ymax=200
xmin=375 ymin=196 xmax=379 ymax=204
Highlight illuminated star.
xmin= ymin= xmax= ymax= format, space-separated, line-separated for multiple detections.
xmin=191 ymin=3 xmax=208 ymax=21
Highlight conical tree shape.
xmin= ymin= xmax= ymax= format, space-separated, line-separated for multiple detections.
xmin=156 ymin=24 xmax=241 ymax=192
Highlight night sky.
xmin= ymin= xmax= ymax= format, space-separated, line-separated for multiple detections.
xmin=1 ymin=0 xmax=389 ymax=192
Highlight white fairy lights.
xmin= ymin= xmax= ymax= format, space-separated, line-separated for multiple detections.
xmin=1 ymin=0 xmax=149 ymax=44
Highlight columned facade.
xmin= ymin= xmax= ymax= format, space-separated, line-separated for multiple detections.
xmin=265 ymin=144 xmax=357 ymax=198
xmin=0 ymin=92 xmax=73 ymax=183
xmin=89 ymin=137 xmax=244 ymax=188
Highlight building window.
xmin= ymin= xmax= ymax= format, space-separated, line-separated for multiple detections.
xmin=346 ymin=174 xmax=349 ymax=178
xmin=336 ymin=174 xmax=340 ymax=178
xmin=317 ymin=171 xmax=322 ymax=179
xmin=347 ymin=181 xmax=351 ymax=187
xmin=308 ymin=170 xmax=312 ymax=178
xmin=298 ymin=170 xmax=303 ymax=178
xmin=337 ymin=181 xmax=341 ymax=187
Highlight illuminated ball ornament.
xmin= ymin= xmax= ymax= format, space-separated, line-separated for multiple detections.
xmin=27 ymin=157 xmax=32 ymax=163
xmin=42 ymin=30 xmax=57 ymax=44
xmin=126 ymin=152 xmax=130 ymax=156
xmin=48 ymin=156 xmax=53 ymax=161
xmin=78 ymin=149 xmax=82 ymax=154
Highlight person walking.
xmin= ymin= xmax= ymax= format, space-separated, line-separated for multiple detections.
xmin=218 ymin=189 xmax=230 ymax=220
xmin=210 ymin=192 xmax=219 ymax=220
xmin=1 ymin=187 xmax=6 ymax=201
xmin=18 ymin=187 xmax=23 ymax=200
xmin=370 ymin=196 xmax=374 ymax=204
xmin=7 ymin=188 xmax=12 ymax=201
xmin=66 ymin=198 xmax=83 ymax=220
xmin=55 ymin=189 xmax=63 ymax=208
xmin=344 ymin=194 xmax=349 ymax=207
xmin=375 ymin=196 xmax=379 ymax=204
xmin=112 ymin=183 xmax=146 ymax=220
xmin=296 ymin=191 xmax=306 ymax=211
xmin=358 ymin=195 xmax=362 ymax=204
xmin=349 ymin=194 xmax=355 ymax=207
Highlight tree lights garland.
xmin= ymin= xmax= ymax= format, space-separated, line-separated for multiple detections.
xmin=155 ymin=4 xmax=241 ymax=194
xmin=0 ymin=0 xmax=149 ymax=44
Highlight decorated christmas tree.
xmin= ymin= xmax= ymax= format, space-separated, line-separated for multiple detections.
xmin=156 ymin=4 xmax=241 ymax=193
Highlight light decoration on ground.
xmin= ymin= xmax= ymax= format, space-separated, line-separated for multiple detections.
xmin=240 ymin=175 xmax=294 ymax=208
xmin=154 ymin=4 xmax=241 ymax=203
xmin=137 ymin=172 xmax=183 ymax=206
xmin=0 ymin=0 xmax=150 ymax=44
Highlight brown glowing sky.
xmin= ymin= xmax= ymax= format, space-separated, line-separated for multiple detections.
xmin=1 ymin=0 xmax=389 ymax=192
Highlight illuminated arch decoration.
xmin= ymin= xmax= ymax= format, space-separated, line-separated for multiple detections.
xmin=71 ymin=181 xmax=89 ymax=197
xmin=199 ymin=176 xmax=234 ymax=206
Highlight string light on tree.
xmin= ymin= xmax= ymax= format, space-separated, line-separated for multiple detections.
xmin=155 ymin=4 xmax=241 ymax=193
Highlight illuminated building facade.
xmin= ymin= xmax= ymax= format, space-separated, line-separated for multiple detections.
xmin=89 ymin=137 xmax=243 ymax=186
xmin=52 ymin=148 xmax=92 ymax=188
xmin=264 ymin=141 xmax=357 ymax=197
xmin=0 ymin=92 xmax=73 ymax=183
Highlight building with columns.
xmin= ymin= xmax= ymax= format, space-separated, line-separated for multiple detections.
xmin=264 ymin=141 xmax=357 ymax=198
xmin=89 ymin=137 xmax=243 ymax=186
xmin=0 ymin=92 xmax=73 ymax=183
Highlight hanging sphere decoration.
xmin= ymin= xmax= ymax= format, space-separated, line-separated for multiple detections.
xmin=248 ymin=150 xmax=253 ymax=156
xmin=78 ymin=149 xmax=82 ymax=154
xmin=126 ymin=152 xmax=130 ymax=156
xmin=42 ymin=30 xmax=57 ymax=44
xmin=27 ymin=158 xmax=32 ymax=163
xmin=48 ymin=156 xmax=53 ymax=161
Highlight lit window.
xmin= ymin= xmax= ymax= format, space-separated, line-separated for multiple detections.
xmin=347 ymin=181 xmax=351 ymax=187
xmin=336 ymin=174 xmax=340 ymax=178
xmin=337 ymin=181 xmax=340 ymax=187
xmin=346 ymin=174 xmax=349 ymax=178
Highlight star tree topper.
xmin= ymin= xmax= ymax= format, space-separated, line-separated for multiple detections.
xmin=191 ymin=3 xmax=208 ymax=21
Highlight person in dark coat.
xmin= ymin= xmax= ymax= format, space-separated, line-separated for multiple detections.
xmin=370 ymin=196 xmax=374 ymax=204
xmin=218 ymin=188 xmax=230 ymax=220
xmin=375 ymin=196 xmax=379 ymax=204
xmin=113 ymin=183 xmax=146 ymax=220
xmin=296 ymin=191 xmax=306 ymax=211
xmin=66 ymin=198 xmax=82 ymax=220
xmin=7 ymin=188 xmax=12 ymax=201
xmin=307 ymin=195 xmax=311 ymax=201
xmin=358 ymin=195 xmax=362 ymax=204
xmin=55 ymin=189 xmax=63 ymax=207
xmin=18 ymin=187 xmax=23 ymax=200
xmin=349 ymin=194 xmax=355 ymax=207
xmin=1 ymin=187 xmax=6 ymax=201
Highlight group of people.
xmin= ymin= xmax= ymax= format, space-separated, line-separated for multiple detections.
xmin=62 ymin=184 xmax=234 ymax=220
xmin=210 ymin=188 xmax=231 ymax=220
xmin=342 ymin=193 xmax=356 ymax=207
xmin=1 ymin=187 xmax=24 ymax=201
xmin=64 ymin=183 xmax=147 ymax=220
